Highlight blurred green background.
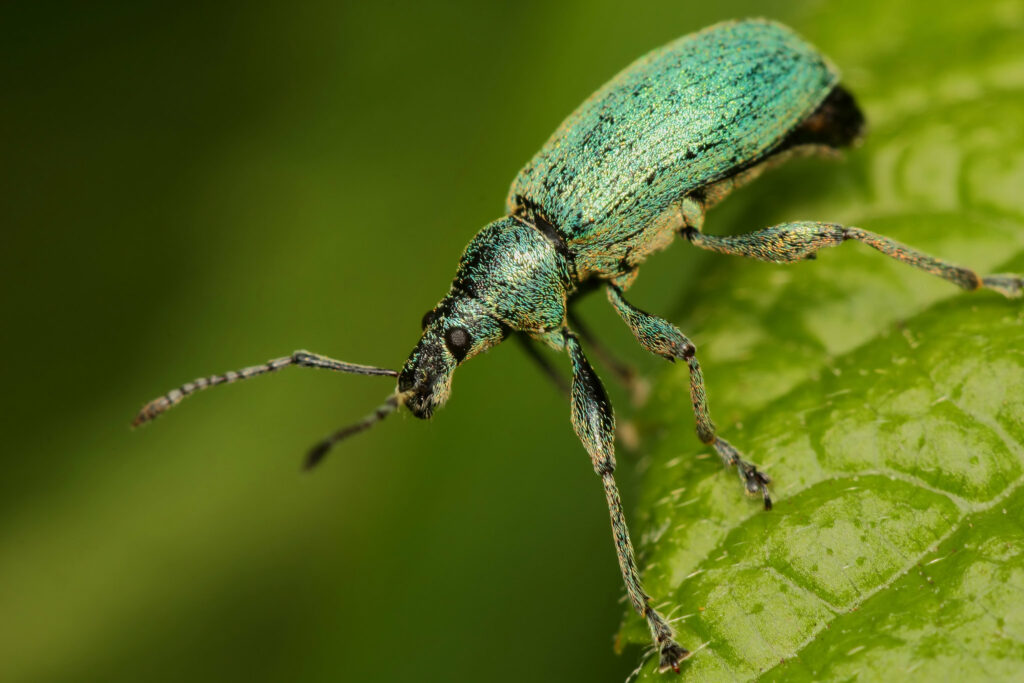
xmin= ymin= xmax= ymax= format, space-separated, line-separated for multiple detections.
xmin=2 ymin=1 xmax=1004 ymax=681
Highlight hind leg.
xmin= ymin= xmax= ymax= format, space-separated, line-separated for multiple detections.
xmin=683 ymin=221 xmax=1023 ymax=297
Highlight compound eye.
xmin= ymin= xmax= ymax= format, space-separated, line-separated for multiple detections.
xmin=421 ymin=310 xmax=437 ymax=330
xmin=444 ymin=326 xmax=471 ymax=361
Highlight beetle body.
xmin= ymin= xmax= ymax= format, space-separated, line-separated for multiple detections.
xmin=407 ymin=19 xmax=864 ymax=417
xmin=136 ymin=17 xmax=1023 ymax=676
xmin=508 ymin=19 xmax=850 ymax=281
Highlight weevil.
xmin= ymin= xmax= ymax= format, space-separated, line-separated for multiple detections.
xmin=135 ymin=19 xmax=1024 ymax=674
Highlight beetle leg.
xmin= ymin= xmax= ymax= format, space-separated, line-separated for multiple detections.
xmin=564 ymin=330 xmax=689 ymax=673
xmin=679 ymin=195 xmax=705 ymax=231
xmin=516 ymin=334 xmax=569 ymax=397
xmin=607 ymin=285 xmax=773 ymax=510
xmin=567 ymin=307 xmax=650 ymax=407
xmin=683 ymin=222 xmax=1024 ymax=297
xmin=533 ymin=322 xmax=643 ymax=450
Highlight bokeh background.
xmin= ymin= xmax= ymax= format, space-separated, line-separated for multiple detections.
xmin=2 ymin=1 xmax=1000 ymax=682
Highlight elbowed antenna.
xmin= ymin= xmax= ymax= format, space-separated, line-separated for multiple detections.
xmin=304 ymin=389 xmax=415 ymax=470
xmin=132 ymin=350 xmax=398 ymax=427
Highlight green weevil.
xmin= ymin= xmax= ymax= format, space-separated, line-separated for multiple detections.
xmin=135 ymin=19 xmax=1023 ymax=674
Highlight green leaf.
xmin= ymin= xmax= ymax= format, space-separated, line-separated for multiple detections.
xmin=621 ymin=4 xmax=1024 ymax=680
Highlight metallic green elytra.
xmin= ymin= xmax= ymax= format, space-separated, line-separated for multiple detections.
xmin=135 ymin=19 xmax=1024 ymax=675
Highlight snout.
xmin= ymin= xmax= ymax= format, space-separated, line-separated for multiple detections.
xmin=405 ymin=391 xmax=434 ymax=419
xmin=397 ymin=366 xmax=431 ymax=419
xmin=398 ymin=345 xmax=453 ymax=420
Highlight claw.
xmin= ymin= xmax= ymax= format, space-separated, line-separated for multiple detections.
xmin=739 ymin=463 xmax=773 ymax=510
xmin=983 ymin=273 xmax=1024 ymax=298
xmin=711 ymin=438 xmax=773 ymax=510
xmin=657 ymin=640 xmax=689 ymax=674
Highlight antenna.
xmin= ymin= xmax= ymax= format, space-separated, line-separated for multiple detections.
xmin=133 ymin=350 xmax=398 ymax=426
xmin=304 ymin=389 xmax=414 ymax=470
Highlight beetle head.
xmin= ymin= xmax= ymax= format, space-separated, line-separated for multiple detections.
xmin=399 ymin=295 xmax=505 ymax=419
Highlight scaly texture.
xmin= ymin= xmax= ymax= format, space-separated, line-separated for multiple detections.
xmin=508 ymin=19 xmax=836 ymax=278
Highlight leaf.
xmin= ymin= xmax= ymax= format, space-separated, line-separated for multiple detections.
xmin=620 ymin=4 xmax=1024 ymax=680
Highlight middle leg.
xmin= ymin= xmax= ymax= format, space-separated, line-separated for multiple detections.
xmin=607 ymin=284 xmax=772 ymax=509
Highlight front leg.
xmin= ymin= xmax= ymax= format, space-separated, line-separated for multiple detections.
xmin=516 ymin=334 xmax=569 ymax=397
xmin=567 ymin=307 xmax=650 ymax=407
xmin=563 ymin=330 xmax=688 ymax=674
xmin=606 ymin=285 xmax=772 ymax=509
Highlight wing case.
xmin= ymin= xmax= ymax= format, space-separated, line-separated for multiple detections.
xmin=507 ymin=19 xmax=838 ymax=245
